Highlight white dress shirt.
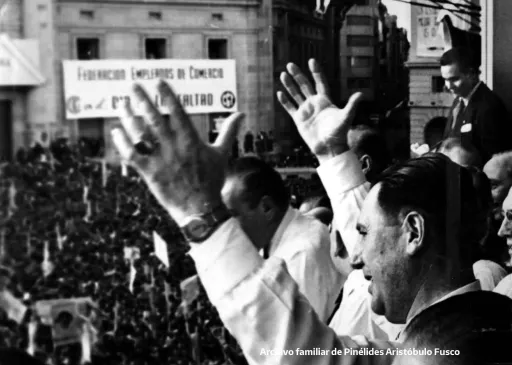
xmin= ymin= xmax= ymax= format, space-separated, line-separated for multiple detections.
xmin=494 ymin=274 xmax=512 ymax=299
xmin=329 ymin=270 xmax=404 ymax=341
xmin=267 ymin=207 xmax=343 ymax=322
xmin=473 ymin=260 xmax=507 ymax=291
xmin=188 ymin=151 xmax=481 ymax=365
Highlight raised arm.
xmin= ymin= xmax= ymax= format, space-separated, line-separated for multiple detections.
xmin=277 ymin=60 xmax=368 ymax=257
xmin=110 ymin=77 xmax=397 ymax=365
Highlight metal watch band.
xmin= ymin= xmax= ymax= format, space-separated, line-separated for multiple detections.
xmin=181 ymin=205 xmax=232 ymax=243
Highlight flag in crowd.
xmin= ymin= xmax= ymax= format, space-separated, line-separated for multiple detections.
xmin=153 ymin=231 xmax=170 ymax=268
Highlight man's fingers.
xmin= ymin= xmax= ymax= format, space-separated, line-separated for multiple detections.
xmin=133 ymin=83 xmax=171 ymax=142
xmin=344 ymin=92 xmax=364 ymax=120
xmin=280 ymin=71 xmax=305 ymax=106
xmin=277 ymin=91 xmax=297 ymax=116
xmin=120 ymin=98 xmax=146 ymax=144
xmin=213 ymin=112 xmax=245 ymax=155
xmin=158 ymin=80 xmax=199 ymax=141
xmin=309 ymin=59 xmax=329 ymax=96
xmin=111 ymin=128 xmax=143 ymax=167
xmin=287 ymin=63 xmax=315 ymax=98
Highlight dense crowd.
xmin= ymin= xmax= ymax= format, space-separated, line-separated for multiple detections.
xmin=0 ymin=138 xmax=322 ymax=365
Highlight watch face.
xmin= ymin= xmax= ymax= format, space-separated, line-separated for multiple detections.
xmin=188 ymin=219 xmax=210 ymax=239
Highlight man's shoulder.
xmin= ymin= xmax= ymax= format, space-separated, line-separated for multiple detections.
xmin=474 ymin=82 xmax=507 ymax=108
xmin=278 ymin=212 xmax=330 ymax=253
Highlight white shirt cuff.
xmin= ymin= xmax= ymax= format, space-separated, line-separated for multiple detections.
xmin=316 ymin=151 xmax=366 ymax=195
xmin=188 ymin=218 xmax=263 ymax=302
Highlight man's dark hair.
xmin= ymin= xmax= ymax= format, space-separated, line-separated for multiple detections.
xmin=375 ymin=153 xmax=487 ymax=268
xmin=227 ymin=157 xmax=290 ymax=210
xmin=424 ymin=116 xmax=447 ymax=149
xmin=349 ymin=125 xmax=391 ymax=183
xmin=403 ymin=291 xmax=512 ymax=365
xmin=440 ymin=47 xmax=479 ymax=74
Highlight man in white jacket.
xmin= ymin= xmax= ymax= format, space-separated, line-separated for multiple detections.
xmin=221 ymin=156 xmax=342 ymax=322
xmin=111 ymin=60 xmax=489 ymax=365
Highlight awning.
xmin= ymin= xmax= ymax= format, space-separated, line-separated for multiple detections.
xmin=0 ymin=33 xmax=45 ymax=86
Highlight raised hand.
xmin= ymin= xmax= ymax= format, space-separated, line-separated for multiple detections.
xmin=277 ymin=59 xmax=363 ymax=161
xmin=112 ymin=81 xmax=244 ymax=226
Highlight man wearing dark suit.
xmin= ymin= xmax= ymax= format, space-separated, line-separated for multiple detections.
xmin=441 ymin=47 xmax=512 ymax=163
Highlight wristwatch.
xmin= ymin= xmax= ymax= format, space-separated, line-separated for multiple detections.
xmin=180 ymin=205 xmax=232 ymax=243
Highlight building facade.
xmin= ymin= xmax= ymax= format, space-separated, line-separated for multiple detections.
xmin=0 ymin=0 xmax=342 ymax=160
xmin=340 ymin=0 xmax=379 ymax=103
xmin=338 ymin=0 xmax=408 ymax=124
xmin=0 ymin=0 xmax=47 ymax=160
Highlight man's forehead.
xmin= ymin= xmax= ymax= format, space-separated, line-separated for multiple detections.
xmin=441 ymin=63 xmax=460 ymax=77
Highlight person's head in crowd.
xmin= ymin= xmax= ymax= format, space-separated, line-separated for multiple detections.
xmin=440 ymin=47 xmax=479 ymax=99
xmin=395 ymin=292 xmax=512 ymax=365
xmin=483 ymin=151 xmax=512 ymax=208
xmin=351 ymin=153 xmax=486 ymax=324
xmin=347 ymin=125 xmax=391 ymax=184
xmin=222 ymin=157 xmax=290 ymax=250
xmin=437 ymin=137 xmax=482 ymax=169
xmin=298 ymin=192 xmax=332 ymax=226
xmin=498 ymin=186 xmax=512 ymax=261
xmin=423 ymin=117 xmax=447 ymax=150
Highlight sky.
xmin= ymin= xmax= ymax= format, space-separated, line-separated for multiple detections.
xmin=381 ymin=0 xmax=412 ymax=39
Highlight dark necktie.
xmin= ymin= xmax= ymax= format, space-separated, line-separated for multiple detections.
xmin=452 ymin=99 xmax=466 ymax=135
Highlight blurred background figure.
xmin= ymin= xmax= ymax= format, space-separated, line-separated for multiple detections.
xmin=437 ymin=137 xmax=482 ymax=169
xmin=440 ymin=47 xmax=512 ymax=164
xmin=347 ymin=125 xmax=392 ymax=184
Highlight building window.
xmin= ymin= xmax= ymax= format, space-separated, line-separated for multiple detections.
xmin=79 ymin=10 xmax=94 ymax=20
xmin=145 ymin=38 xmax=166 ymax=59
xmin=346 ymin=15 xmax=372 ymax=26
xmin=76 ymin=38 xmax=99 ymax=60
xmin=347 ymin=35 xmax=373 ymax=47
xmin=212 ymin=13 xmax=223 ymax=21
xmin=432 ymin=76 xmax=445 ymax=93
xmin=348 ymin=56 xmax=372 ymax=68
xmin=208 ymin=39 xmax=228 ymax=59
xmin=348 ymin=78 xmax=372 ymax=89
xmin=148 ymin=11 xmax=162 ymax=21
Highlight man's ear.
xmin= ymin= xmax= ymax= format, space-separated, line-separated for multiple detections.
xmin=402 ymin=211 xmax=426 ymax=256
xmin=360 ymin=154 xmax=372 ymax=175
xmin=259 ymin=196 xmax=278 ymax=221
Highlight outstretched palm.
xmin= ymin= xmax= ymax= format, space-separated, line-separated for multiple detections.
xmin=277 ymin=60 xmax=363 ymax=158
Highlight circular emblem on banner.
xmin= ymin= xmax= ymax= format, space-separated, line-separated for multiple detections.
xmin=66 ymin=96 xmax=81 ymax=115
xmin=220 ymin=91 xmax=236 ymax=109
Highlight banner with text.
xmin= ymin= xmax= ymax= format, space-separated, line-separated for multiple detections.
xmin=62 ymin=59 xmax=238 ymax=119
xmin=416 ymin=6 xmax=444 ymax=58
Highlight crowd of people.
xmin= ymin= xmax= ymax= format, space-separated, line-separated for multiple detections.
xmin=0 ymin=137 xmax=326 ymax=365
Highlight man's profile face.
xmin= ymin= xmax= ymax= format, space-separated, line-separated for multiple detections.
xmin=352 ymin=184 xmax=413 ymax=323
xmin=441 ymin=63 xmax=474 ymax=98
xmin=498 ymin=188 xmax=512 ymax=259
xmin=483 ymin=161 xmax=512 ymax=207
xmin=221 ymin=177 xmax=269 ymax=249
